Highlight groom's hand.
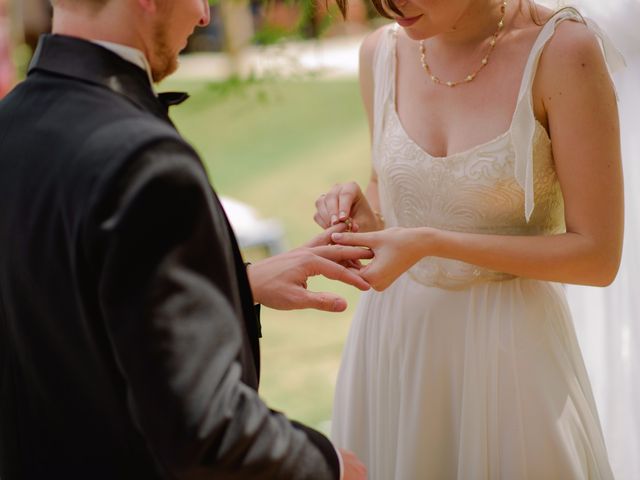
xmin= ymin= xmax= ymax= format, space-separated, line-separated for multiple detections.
xmin=247 ymin=225 xmax=373 ymax=312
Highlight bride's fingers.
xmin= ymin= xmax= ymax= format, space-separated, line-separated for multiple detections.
xmin=338 ymin=187 xmax=358 ymax=222
xmin=325 ymin=185 xmax=343 ymax=225
xmin=314 ymin=194 xmax=332 ymax=228
xmin=356 ymin=261 xmax=390 ymax=292
xmin=314 ymin=210 xmax=332 ymax=229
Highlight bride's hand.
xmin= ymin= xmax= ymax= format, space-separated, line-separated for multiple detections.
xmin=314 ymin=182 xmax=383 ymax=233
xmin=331 ymin=227 xmax=433 ymax=291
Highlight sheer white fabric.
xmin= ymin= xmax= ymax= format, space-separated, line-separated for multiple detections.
xmin=510 ymin=8 xmax=623 ymax=221
xmin=563 ymin=1 xmax=640 ymax=479
xmin=331 ymin=10 xmax=618 ymax=479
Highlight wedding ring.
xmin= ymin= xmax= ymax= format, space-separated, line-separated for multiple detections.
xmin=343 ymin=217 xmax=353 ymax=232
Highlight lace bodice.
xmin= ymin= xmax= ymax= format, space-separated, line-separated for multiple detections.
xmin=371 ymin=9 xmax=624 ymax=289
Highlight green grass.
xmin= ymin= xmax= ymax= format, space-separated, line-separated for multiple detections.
xmin=163 ymin=76 xmax=371 ymax=431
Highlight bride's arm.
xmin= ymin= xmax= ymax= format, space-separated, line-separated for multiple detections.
xmin=332 ymin=22 xmax=624 ymax=290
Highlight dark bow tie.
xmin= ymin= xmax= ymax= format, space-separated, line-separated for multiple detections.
xmin=157 ymin=91 xmax=190 ymax=109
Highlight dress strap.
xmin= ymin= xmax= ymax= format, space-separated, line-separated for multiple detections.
xmin=372 ymin=24 xmax=399 ymax=152
xmin=511 ymin=7 xmax=626 ymax=222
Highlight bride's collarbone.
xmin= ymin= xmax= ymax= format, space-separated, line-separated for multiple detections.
xmin=394 ymin=44 xmax=545 ymax=157
xmin=394 ymin=80 xmax=520 ymax=158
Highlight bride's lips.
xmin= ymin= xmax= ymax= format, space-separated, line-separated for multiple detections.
xmin=396 ymin=14 xmax=423 ymax=27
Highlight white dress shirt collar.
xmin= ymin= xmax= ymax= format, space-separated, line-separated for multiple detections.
xmin=91 ymin=40 xmax=154 ymax=87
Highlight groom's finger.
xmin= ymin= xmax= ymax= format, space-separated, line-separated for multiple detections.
xmin=304 ymin=223 xmax=348 ymax=248
xmin=310 ymin=245 xmax=373 ymax=262
xmin=331 ymin=231 xmax=377 ymax=247
xmin=344 ymin=259 xmax=364 ymax=270
xmin=299 ymin=291 xmax=348 ymax=312
xmin=310 ymin=256 xmax=370 ymax=291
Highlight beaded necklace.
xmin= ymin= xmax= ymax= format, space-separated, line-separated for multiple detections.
xmin=419 ymin=1 xmax=508 ymax=87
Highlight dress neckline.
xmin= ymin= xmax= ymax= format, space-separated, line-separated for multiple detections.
xmin=389 ymin=21 xmax=553 ymax=160
xmin=389 ymin=104 xmax=551 ymax=161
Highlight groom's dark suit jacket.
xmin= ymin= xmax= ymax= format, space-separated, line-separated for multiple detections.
xmin=0 ymin=35 xmax=339 ymax=479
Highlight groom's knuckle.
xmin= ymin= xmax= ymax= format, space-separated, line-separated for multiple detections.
xmin=302 ymin=254 xmax=317 ymax=268
xmin=322 ymin=295 xmax=332 ymax=308
xmin=316 ymin=294 xmax=330 ymax=310
xmin=338 ymin=266 xmax=351 ymax=279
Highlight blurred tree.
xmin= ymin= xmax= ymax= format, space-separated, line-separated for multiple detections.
xmin=218 ymin=0 xmax=254 ymax=76
xmin=18 ymin=0 xmax=51 ymax=51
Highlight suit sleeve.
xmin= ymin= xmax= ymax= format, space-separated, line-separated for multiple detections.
xmin=86 ymin=141 xmax=340 ymax=479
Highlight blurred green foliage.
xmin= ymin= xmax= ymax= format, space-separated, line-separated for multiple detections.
xmin=11 ymin=42 xmax=32 ymax=81
xmin=252 ymin=24 xmax=293 ymax=45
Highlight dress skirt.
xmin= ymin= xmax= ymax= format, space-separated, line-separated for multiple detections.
xmin=331 ymin=274 xmax=614 ymax=479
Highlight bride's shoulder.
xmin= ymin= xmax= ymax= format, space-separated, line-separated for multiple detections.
xmin=513 ymin=4 xmax=596 ymax=48
xmin=359 ymin=23 xmax=393 ymax=66
xmin=533 ymin=9 xmax=613 ymax=124
xmin=538 ymin=11 xmax=605 ymax=78
xmin=507 ymin=4 xmax=604 ymax=81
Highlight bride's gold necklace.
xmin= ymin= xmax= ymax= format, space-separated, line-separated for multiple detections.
xmin=419 ymin=1 xmax=508 ymax=87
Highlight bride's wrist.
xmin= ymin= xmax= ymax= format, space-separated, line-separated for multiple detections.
xmin=413 ymin=227 xmax=442 ymax=259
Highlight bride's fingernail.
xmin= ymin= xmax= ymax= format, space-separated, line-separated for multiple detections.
xmin=332 ymin=233 xmax=343 ymax=241
xmin=331 ymin=215 xmax=338 ymax=224
xmin=339 ymin=211 xmax=347 ymax=220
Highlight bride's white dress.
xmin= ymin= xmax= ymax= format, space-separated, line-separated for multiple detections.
xmin=331 ymin=9 xmax=622 ymax=479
